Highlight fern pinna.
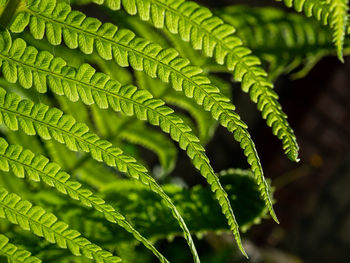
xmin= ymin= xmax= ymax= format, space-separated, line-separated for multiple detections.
xmin=0 ymin=0 xmax=346 ymax=262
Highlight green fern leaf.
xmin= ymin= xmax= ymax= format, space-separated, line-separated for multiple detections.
xmin=0 ymin=31 xmax=249 ymax=256
xmin=275 ymin=0 xmax=331 ymax=23
xmin=0 ymin=137 xmax=169 ymax=263
xmin=76 ymin=0 xmax=299 ymax=163
xmin=0 ymin=234 xmax=41 ymax=263
xmin=7 ymin=1 xmax=279 ymax=239
xmin=0 ymin=187 xmax=121 ymax=263
xmin=0 ymin=87 xmax=198 ymax=263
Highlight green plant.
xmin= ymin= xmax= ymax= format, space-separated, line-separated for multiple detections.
xmin=0 ymin=0 xmax=347 ymax=262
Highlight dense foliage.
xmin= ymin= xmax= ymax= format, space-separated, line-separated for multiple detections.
xmin=0 ymin=0 xmax=348 ymax=262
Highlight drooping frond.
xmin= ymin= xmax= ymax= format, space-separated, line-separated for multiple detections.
xmin=7 ymin=0 xmax=278 ymax=235
xmin=0 ymin=87 xmax=198 ymax=263
xmin=0 ymin=187 xmax=121 ymax=263
xmin=72 ymin=0 xmax=299 ymax=162
xmin=275 ymin=0 xmax=349 ymax=61
xmin=0 ymin=137 xmax=169 ymax=263
xmin=0 ymin=234 xmax=41 ymax=263
xmin=0 ymin=32 xmax=249 ymax=256
xmin=217 ymin=6 xmax=336 ymax=79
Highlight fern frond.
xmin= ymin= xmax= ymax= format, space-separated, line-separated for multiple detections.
xmin=0 ymin=187 xmax=121 ymax=263
xmin=8 ymin=0 xmax=279 ymax=235
xmin=0 ymin=233 xmax=41 ymax=263
xmin=275 ymin=0 xmax=349 ymax=61
xmin=75 ymin=0 xmax=299 ymax=163
xmin=275 ymin=0 xmax=331 ymax=24
xmin=0 ymin=137 xmax=169 ymax=263
xmin=0 ymin=87 xmax=198 ymax=263
xmin=0 ymin=30 xmax=249 ymax=258
xmin=0 ymin=31 xmax=249 ymax=256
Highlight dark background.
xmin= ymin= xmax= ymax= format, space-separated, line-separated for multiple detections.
xmin=166 ymin=1 xmax=350 ymax=262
